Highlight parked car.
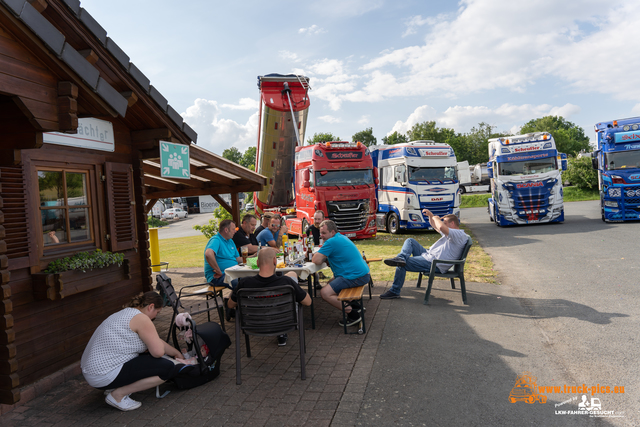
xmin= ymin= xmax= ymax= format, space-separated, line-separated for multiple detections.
xmin=161 ymin=207 xmax=188 ymax=220
xmin=245 ymin=203 xmax=254 ymax=211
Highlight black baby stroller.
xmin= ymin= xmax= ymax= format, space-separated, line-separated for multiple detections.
xmin=155 ymin=273 xmax=231 ymax=389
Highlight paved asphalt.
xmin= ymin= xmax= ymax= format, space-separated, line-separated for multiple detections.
xmin=157 ymin=213 xmax=214 ymax=240
xmin=359 ymin=200 xmax=635 ymax=426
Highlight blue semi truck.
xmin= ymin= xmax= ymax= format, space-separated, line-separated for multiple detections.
xmin=487 ymin=132 xmax=567 ymax=226
xmin=591 ymin=117 xmax=640 ymax=222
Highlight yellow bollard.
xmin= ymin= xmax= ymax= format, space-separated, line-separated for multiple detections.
xmin=149 ymin=228 xmax=161 ymax=272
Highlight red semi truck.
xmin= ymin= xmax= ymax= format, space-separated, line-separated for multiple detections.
xmin=284 ymin=141 xmax=377 ymax=239
xmin=253 ymin=74 xmax=376 ymax=239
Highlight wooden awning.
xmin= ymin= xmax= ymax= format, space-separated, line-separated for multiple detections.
xmin=141 ymin=143 xmax=266 ymax=221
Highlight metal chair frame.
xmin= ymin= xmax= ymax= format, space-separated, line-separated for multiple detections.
xmin=234 ymin=284 xmax=305 ymax=385
xmin=416 ymin=237 xmax=473 ymax=305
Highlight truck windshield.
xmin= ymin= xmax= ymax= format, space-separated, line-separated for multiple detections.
xmin=408 ymin=166 xmax=457 ymax=181
xmin=604 ymin=149 xmax=640 ymax=171
xmin=498 ymin=157 xmax=557 ymax=176
xmin=315 ymin=169 xmax=373 ymax=187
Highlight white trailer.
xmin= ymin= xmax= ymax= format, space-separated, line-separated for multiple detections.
xmin=457 ymin=161 xmax=490 ymax=194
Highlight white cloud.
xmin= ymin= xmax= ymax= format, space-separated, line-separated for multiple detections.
xmin=298 ymin=25 xmax=326 ymax=35
xmin=358 ymin=115 xmax=370 ymax=125
xmin=389 ymin=105 xmax=437 ymax=135
xmin=314 ymin=0 xmax=635 ymax=105
xmin=632 ymin=104 xmax=640 ymax=115
xmin=279 ymin=50 xmax=300 ymax=62
xmin=318 ymin=115 xmax=342 ymax=124
xmin=221 ymin=98 xmax=259 ymax=110
xmin=390 ymin=103 xmax=581 ymax=135
xmin=181 ymin=98 xmax=258 ymax=154
xmin=402 ymin=15 xmax=430 ymax=37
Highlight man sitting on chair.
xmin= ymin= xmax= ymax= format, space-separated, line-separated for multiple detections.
xmin=228 ymin=248 xmax=311 ymax=346
xmin=381 ymin=209 xmax=469 ymax=299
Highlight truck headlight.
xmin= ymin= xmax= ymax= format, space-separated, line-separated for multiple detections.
xmin=409 ymin=214 xmax=422 ymax=222
xmin=608 ymin=188 xmax=621 ymax=198
xmin=604 ymin=200 xmax=618 ymax=208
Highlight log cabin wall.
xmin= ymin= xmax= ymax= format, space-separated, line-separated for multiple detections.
xmin=0 ymin=0 xmax=264 ymax=406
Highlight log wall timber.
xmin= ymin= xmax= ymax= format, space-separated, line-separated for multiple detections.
xmin=132 ymin=150 xmax=152 ymax=290
xmin=0 ymin=167 xmax=20 ymax=404
xmin=0 ymin=26 xmax=59 ymax=134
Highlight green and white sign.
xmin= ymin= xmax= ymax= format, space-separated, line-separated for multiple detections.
xmin=160 ymin=140 xmax=190 ymax=179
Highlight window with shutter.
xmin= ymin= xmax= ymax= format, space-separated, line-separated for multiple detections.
xmin=104 ymin=162 xmax=137 ymax=251
xmin=0 ymin=165 xmax=31 ymax=263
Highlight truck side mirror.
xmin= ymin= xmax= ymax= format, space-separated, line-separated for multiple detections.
xmin=373 ymin=168 xmax=378 ymax=179
xmin=591 ymin=157 xmax=598 ymax=170
xmin=303 ymin=169 xmax=310 ymax=181
xmin=302 ymin=181 xmax=310 ymax=188
xmin=487 ymin=164 xmax=494 ymax=179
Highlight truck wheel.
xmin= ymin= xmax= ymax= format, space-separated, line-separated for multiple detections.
xmin=301 ymin=218 xmax=309 ymax=236
xmin=460 ymin=186 xmax=466 ymax=194
xmin=387 ymin=213 xmax=400 ymax=234
xmin=184 ymin=212 xmax=188 ymax=219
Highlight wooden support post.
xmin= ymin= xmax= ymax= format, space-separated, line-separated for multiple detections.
xmin=231 ymin=193 xmax=240 ymax=225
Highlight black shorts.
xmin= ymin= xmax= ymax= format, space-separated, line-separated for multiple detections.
xmin=98 ymin=354 xmax=183 ymax=390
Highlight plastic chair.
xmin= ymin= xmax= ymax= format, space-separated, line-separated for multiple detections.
xmin=416 ymin=237 xmax=473 ymax=304
xmin=235 ymin=284 xmax=305 ymax=385
xmin=155 ymin=273 xmax=227 ymax=343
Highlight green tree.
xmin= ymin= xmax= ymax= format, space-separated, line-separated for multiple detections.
xmin=462 ymin=122 xmax=509 ymax=165
xmin=352 ymin=127 xmax=377 ymax=146
xmin=222 ymin=147 xmax=242 ymax=164
xmin=240 ymin=146 xmax=256 ymax=170
xmin=405 ymin=121 xmax=470 ymax=163
xmin=563 ymin=156 xmax=598 ymax=189
xmin=381 ymin=131 xmax=408 ymax=145
xmin=520 ymin=116 xmax=591 ymax=157
xmin=307 ymin=132 xmax=340 ymax=144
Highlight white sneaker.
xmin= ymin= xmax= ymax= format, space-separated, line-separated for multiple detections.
xmin=105 ymin=392 xmax=142 ymax=411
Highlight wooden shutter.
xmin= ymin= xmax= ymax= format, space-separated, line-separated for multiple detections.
xmin=104 ymin=162 xmax=137 ymax=251
xmin=0 ymin=165 xmax=30 ymax=260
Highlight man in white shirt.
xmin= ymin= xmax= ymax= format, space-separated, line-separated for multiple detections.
xmin=381 ymin=209 xmax=469 ymax=299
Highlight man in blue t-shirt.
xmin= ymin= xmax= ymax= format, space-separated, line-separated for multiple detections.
xmin=256 ymin=215 xmax=287 ymax=248
xmin=312 ymin=220 xmax=370 ymax=327
xmin=204 ymin=219 xmax=242 ymax=287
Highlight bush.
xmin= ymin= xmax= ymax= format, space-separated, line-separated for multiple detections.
xmin=563 ymin=156 xmax=598 ymax=190
xmin=147 ymin=216 xmax=169 ymax=228
xmin=193 ymin=206 xmax=249 ymax=239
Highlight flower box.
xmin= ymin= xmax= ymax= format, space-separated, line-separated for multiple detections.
xmin=32 ymin=259 xmax=130 ymax=301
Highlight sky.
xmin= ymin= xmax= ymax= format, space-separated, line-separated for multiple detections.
xmin=81 ymin=0 xmax=640 ymax=155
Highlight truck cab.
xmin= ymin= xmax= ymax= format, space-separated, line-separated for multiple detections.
xmin=286 ymin=141 xmax=377 ymax=239
xmin=371 ymin=141 xmax=460 ymax=234
xmin=487 ymin=132 xmax=565 ymax=226
xmin=592 ymin=117 xmax=640 ymax=222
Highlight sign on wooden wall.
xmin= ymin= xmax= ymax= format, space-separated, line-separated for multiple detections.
xmin=43 ymin=118 xmax=115 ymax=152
xmin=160 ymin=140 xmax=190 ymax=179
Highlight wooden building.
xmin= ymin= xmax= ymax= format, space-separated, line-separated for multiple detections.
xmin=0 ymin=0 xmax=265 ymax=404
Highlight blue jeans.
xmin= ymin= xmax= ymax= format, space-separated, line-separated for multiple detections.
xmin=209 ymin=275 xmax=238 ymax=290
xmin=329 ymin=273 xmax=371 ymax=293
xmin=390 ymin=238 xmax=432 ymax=295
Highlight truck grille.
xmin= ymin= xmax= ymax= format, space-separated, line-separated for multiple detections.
xmin=623 ymin=187 xmax=640 ymax=205
xmin=327 ymin=199 xmax=369 ymax=232
xmin=419 ymin=201 xmax=452 ymax=217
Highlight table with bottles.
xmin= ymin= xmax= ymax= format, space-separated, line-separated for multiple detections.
xmin=224 ymin=237 xmax=327 ymax=329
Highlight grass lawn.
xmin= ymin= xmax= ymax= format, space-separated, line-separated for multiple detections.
xmin=158 ymin=225 xmax=498 ymax=284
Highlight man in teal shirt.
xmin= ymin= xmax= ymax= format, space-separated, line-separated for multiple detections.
xmin=204 ymin=219 xmax=242 ymax=287
xmin=311 ymin=220 xmax=370 ymax=327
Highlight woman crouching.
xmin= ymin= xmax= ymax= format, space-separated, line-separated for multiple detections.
xmin=81 ymin=291 xmax=184 ymax=411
